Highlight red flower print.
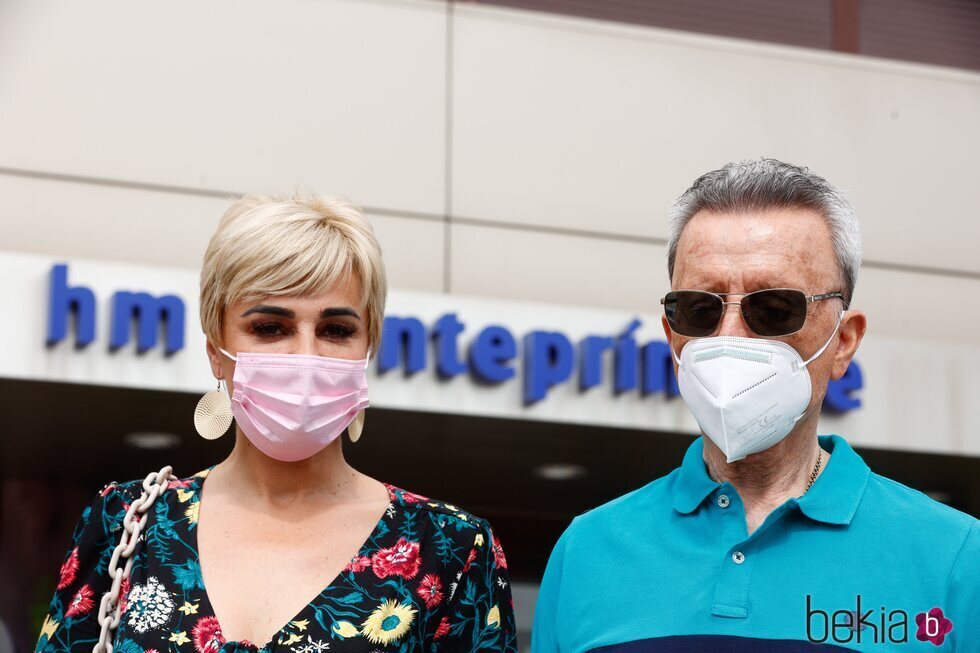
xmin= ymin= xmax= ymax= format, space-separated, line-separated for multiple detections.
xmin=462 ymin=548 xmax=477 ymax=573
xmin=434 ymin=616 xmax=451 ymax=640
xmin=345 ymin=555 xmax=372 ymax=573
xmin=492 ymin=533 xmax=508 ymax=571
xmin=100 ymin=482 xmax=117 ymax=497
xmin=57 ymin=547 xmax=80 ymax=590
xmin=399 ymin=489 xmax=430 ymax=504
xmin=915 ymin=607 xmax=953 ymax=646
xmin=371 ymin=538 xmax=422 ymax=579
xmin=118 ymin=577 xmax=131 ymax=613
xmin=65 ymin=585 xmax=95 ymax=617
xmin=192 ymin=616 xmax=225 ymax=653
xmin=416 ymin=574 xmax=444 ymax=608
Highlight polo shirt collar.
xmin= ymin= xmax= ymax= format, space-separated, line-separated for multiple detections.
xmin=797 ymin=435 xmax=870 ymax=525
xmin=671 ymin=434 xmax=871 ymax=525
xmin=672 ymin=437 xmax=720 ymax=514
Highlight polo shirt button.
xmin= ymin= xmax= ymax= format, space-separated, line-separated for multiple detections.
xmin=732 ymin=551 xmax=745 ymax=564
xmin=717 ymin=494 xmax=730 ymax=508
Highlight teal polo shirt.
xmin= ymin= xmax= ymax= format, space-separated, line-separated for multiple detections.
xmin=532 ymin=436 xmax=979 ymax=652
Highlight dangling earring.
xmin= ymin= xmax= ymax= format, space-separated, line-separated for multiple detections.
xmin=348 ymin=410 xmax=365 ymax=443
xmin=194 ymin=379 xmax=233 ymax=440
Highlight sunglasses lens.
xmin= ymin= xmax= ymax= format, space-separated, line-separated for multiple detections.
xmin=664 ymin=291 xmax=723 ymax=337
xmin=741 ymin=289 xmax=808 ymax=336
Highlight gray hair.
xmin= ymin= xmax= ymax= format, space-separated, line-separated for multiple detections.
xmin=666 ymin=158 xmax=862 ymax=305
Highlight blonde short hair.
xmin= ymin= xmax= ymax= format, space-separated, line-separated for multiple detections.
xmin=200 ymin=194 xmax=387 ymax=352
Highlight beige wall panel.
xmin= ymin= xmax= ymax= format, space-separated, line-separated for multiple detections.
xmin=852 ymin=265 xmax=980 ymax=344
xmin=449 ymin=223 xmax=670 ymax=315
xmin=0 ymin=0 xmax=447 ymax=215
xmin=452 ymin=5 xmax=980 ymax=273
xmin=0 ymin=175 xmax=446 ymax=292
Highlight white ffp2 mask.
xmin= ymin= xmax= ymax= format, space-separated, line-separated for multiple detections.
xmin=673 ymin=316 xmax=842 ymax=463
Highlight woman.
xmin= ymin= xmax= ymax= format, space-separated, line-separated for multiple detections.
xmin=36 ymin=195 xmax=517 ymax=652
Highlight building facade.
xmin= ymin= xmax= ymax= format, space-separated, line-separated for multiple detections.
xmin=2 ymin=0 xmax=979 ymax=650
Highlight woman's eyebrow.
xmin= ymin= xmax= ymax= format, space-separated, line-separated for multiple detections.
xmin=321 ymin=307 xmax=361 ymax=320
xmin=241 ymin=305 xmax=294 ymax=318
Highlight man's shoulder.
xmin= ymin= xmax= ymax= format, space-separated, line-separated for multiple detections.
xmin=865 ymin=470 xmax=977 ymax=533
xmin=567 ymin=468 xmax=682 ymax=532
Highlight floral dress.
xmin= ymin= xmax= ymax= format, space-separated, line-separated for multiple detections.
xmin=36 ymin=468 xmax=517 ymax=653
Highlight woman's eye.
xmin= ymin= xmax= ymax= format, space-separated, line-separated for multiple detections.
xmin=252 ymin=322 xmax=288 ymax=338
xmin=321 ymin=323 xmax=356 ymax=339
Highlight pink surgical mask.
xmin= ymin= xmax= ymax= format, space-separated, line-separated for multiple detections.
xmin=219 ymin=348 xmax=370 ymax=462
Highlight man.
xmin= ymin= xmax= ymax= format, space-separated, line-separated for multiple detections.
xmin=531 ymin=159 xmax=979 ymax=652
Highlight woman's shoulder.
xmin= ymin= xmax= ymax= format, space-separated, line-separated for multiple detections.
xmin=101 ymin=466 xmax=205 ymax=498
xmin=386 ymin=485 xmax=491 ymax=528
xmin=382 ymin=484 xmax=510 ymax=574
xmin=93 ymin=467 xmax=209 ymax=518
xmin=384 ymin=484 xmax=508 ymax=559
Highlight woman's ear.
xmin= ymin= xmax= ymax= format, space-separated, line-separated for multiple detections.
xmin=205 ymin=340 xmax=225 ymax=380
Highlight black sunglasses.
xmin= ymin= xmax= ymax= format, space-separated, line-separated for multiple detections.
xmin=661 ymin=288 xmax=846 ymax=338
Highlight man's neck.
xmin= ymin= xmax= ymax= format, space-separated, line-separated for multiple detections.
xmin=702 ymin=424 xmax=828 ymax=534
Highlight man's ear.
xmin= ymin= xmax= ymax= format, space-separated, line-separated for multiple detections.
xmin=661 ymin=314 xmax=673 ymax=343
xmin=662 ymin=315 xmax=681 ymax=376
xmin=832 ymin=310 xmax=867 ymax=380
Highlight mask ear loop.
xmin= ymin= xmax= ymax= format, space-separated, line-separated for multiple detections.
xmin=791 ymin=309 xmax=846 ymax=425
xmin=800 ymin=310 xmax=845 ymax=369
xmin=218 ymin=347 xmax=239 ymax=362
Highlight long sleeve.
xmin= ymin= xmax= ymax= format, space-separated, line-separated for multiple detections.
xmin=35 ymin=482 xmax=133 ymax=653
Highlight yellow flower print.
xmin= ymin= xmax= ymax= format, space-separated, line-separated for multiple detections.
xmin=169 ymin=631 xmax=191 ymax=645
xmin=332 ymin=621 xmax=360 ymax=638
xmin=276 ymin=617 xmax=311 ymax=644
xmin=474 ymin=534 xmax=485 ymax=547
xmin=444 ymin=504 xmax=458 ymax=512
xmin=278 ymin=632 xmax=303 ymax=646
xmin=177 ymin=601 xmax=199 ymax=615
xmin=194 ymin=468 xmax=211 ymax=479
xmin=176 ymin=489 xmax=195 ymax=503
xmin=184 ymin=501 xmax=200 ymax=524
xmin=361 ymin=599 xmax=416 ymax=645
xmin=39 ymin=614 xmax=58 ymax=641
xmin=487 ymin=605 xmax=501 ymax=628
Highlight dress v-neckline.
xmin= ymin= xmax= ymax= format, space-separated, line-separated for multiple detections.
xmin=186 ymin=467 xmax=396 ymax=651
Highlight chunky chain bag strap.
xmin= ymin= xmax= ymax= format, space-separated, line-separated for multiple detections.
xmin=93 ymin=465 xmax=178 ymax=653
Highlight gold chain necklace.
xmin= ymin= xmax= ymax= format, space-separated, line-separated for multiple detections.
xmin=803 ymin=449 xmax=823 ymax=494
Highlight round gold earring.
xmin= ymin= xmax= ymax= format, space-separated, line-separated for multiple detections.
xmin=194 ymin=380 xmax=233 ymax=440
xmin=348 ymin=410 xmax=365 ymax=443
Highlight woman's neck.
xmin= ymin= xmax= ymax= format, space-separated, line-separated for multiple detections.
xmin=215 ymin=431 xmax=364 ymax=506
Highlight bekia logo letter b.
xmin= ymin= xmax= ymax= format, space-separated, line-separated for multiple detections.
xmin=915 ymin=608 xmax=953 ymax=646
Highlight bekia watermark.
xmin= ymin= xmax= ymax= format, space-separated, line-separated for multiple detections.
xmin=806 ymin=595 xmax=953 ymax=646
